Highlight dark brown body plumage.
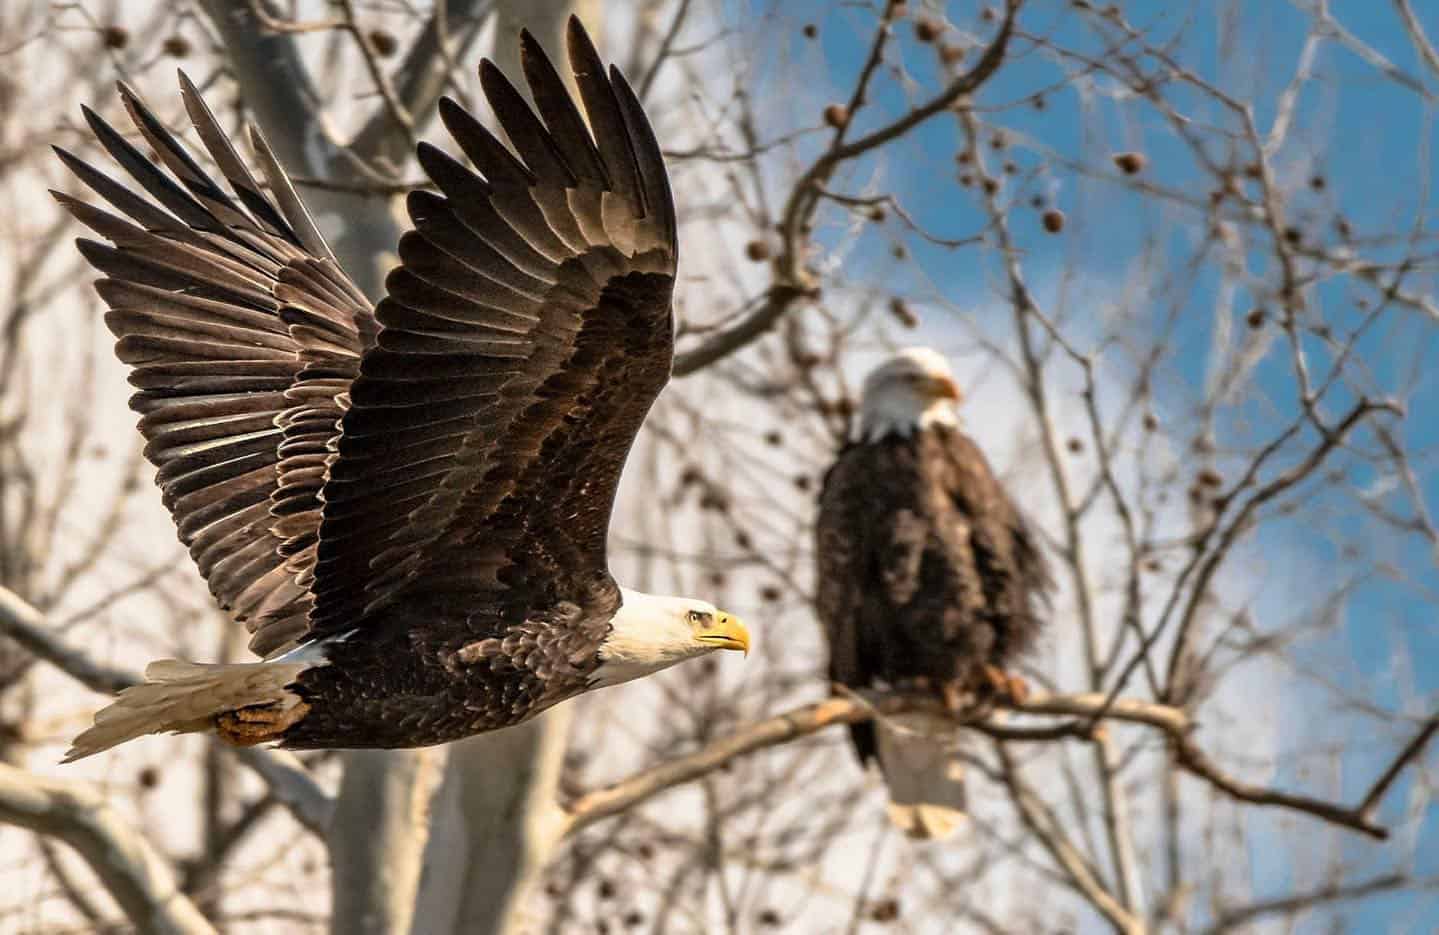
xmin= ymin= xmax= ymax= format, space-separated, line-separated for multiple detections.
xmin=816 ymin=424 xmax=1050 ymax=764
xmin=57 ymin=19 xmax=678 ymax=749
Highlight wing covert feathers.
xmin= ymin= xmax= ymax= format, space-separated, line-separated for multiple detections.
xmin=57 ymin=73 xmax=373 ymax=658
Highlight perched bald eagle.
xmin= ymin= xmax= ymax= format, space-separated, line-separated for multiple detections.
xmin=58 ymin=19 xmax=749 ymax=762
xmin=815 ymin=348 xmax=1050 ymax=838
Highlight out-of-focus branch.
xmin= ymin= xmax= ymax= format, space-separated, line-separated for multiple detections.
xmin=1202 ymin=872 xmax=1426 ymax=934
xmin=674 ymin=0 xmax=1021 ymax=377
xmin=0 ymin=763 xmax=217 ymax=935
xmin=349 ymin=0 xmax=494 ymax=166
xmin=0 ymin=585 xmax=333 ymax=835
xmin=996 ymin=744 xmax=1143 ymax=935
xmin=0 ymin=585 xmax=132 ymax=695
xmin=196 ymin=0 xmax=333 ymax=176
xmin=561 ymin=688 xmax=1421 ymax=842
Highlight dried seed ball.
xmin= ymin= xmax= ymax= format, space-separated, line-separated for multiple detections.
xmin=823 ymin=103 xmax=850 ymax=129
xmin=868 ymin=205 xmax=886 ymax=222
xmin=1113 ymin=151 xmax=1146 ymax=175
xmin=1283 ymin=226 xmax=1302 ymax=246
xmin=1197 ymin=468 xmax=1223 ymax=488
xmin=760 ymin=585 xmax=783 ymax=603
xmin=368 ymin=29 xmax=398 ymax=57
xmin=1310 ymin=174 xmax=1326 ymax=191
xmin=889 ymin=297 xmax=919 ymax=328
xmin=1031 ymin=94 xmax=1046 ymax=111
xmin=735 ymin=530 xmax=752 ymax=549
xmin=102 ymin=25 xmax=129 ymax=49
xmin=758 ymin=909 xmax=783 ymax=927
xmin=980 ymin=6 xmax=998 ymax=22
xmin=915 ymin=16 xmax=943 ymax=42
xmin=939 ymin=43 xmax=965 ymax=65
xmin=803 ymin=23 xmax=818 ymax=39
xmin=1066 ymin=436 xmax=1084 ymax=454
xmin=793 ymin=474 xmax=812 ymax=492
xmin=764 ymin=430 xmax=782 ymax=446
xmin=1142 ymin=412 xmax=1158 ymax=431
xmin=870 ymin=898 xmax=901 ymax=922
xmin=162 ymin=34 xmax=191 ymax=57
xmin=679 ymin=465 xmax=703 ymax=486
xmin=137 ymin=766 xmax=160 ymax=789
xmin=981 ymin=177 xmax=999 ymax=194
xmin=1245 ymin=308 xmax=1265 ymax=329
xmin=745 ymin=240 xmax=771 ymax=262
xmin=1042 ymin=209 xmax=1066 ymax=233
xmin=623 ymin=911 xmax=645 ymax=928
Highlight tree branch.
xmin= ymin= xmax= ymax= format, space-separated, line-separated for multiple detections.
xmin=0 ymin=586 xmax=333 ymax=835
xmin=0 ymin=763 xmax=217 ymax=935
xmin=673 ymin=0 xmax=1021 ymax=376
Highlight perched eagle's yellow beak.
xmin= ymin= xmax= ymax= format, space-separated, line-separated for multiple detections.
xmin=698 ymin=611 xmax=750 ymax=656
xmin=928 ymin=374 xmax=962 ymax=402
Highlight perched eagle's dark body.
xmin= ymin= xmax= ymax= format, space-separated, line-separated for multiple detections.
xmin=816 ymin=378 xmax=1050 ymax=836
xmin=54 ymin=19 xmax=748 ymax=761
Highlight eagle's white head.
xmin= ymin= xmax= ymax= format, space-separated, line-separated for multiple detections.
xmin=592 ymin=590 xmax=750 ymax=687
xmin=858 ymin=347 xmax=962 ymax=441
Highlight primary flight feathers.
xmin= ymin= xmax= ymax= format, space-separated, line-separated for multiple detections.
xmin=58 ymin=19 xmax=748 ymax=761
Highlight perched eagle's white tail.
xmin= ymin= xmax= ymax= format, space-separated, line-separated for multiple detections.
xmin=64 ymin=659 xmax=309 ymax=762
xmin=874 ymin=712 xmax=968 ymax=840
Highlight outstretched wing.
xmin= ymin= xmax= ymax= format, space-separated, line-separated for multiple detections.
xmin=305 ymin=17 xmax=678 ymax=639
xmin=55 ymin=75 xmax=375 ymax=658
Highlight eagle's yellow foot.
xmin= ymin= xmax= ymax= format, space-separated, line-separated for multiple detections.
xmin=980 ymin=665 xmax=1029 ymax=705
xmin=215 ymin=701 xmax=310 ymax=747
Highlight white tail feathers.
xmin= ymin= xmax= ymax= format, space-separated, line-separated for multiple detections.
xmin=874 ymin=712 xmax=969 ymax=841
xmin=63 ymin=659 xmax=309 ymax=763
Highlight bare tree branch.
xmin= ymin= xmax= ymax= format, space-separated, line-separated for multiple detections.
xmin=0 ymin=763 xmax=216 ymax=935
xmin=0 ymin=586 xmax=333 ymax=835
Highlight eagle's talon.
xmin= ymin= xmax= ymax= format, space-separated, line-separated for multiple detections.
xmin=980 ymin=664 xmax=1009 ymax=694
xmin=940 ymin=679 xmax=967 ymax=715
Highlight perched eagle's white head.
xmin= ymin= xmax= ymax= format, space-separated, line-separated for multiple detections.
xmin=858 ymin=347 xmax=962 ymax=441
xmin=593 ymin=590 xmax=750 ymax=687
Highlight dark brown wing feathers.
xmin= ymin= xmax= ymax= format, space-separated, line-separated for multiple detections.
xmin=57 ymin=76 xmax=373 ymax=657
xmin=61 ymin=19 xmax=677 ymax=667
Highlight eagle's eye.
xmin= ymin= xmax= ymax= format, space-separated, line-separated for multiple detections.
xmin=687 ymin=610 xmax=710 ymax=626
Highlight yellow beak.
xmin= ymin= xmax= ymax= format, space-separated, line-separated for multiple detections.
xmin=929 ymin=375 xmax=962 ymax=402
xmin=698 ymin=611 xmax=750 ymax=656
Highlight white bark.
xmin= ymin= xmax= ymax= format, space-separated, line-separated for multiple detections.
xmin=411 ymin=708 xmax=573 ymax=935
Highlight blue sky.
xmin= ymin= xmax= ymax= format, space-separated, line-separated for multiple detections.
xmin=722 ymin=0 xmax=1439 ymax=928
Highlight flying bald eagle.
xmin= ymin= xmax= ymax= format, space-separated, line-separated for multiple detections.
xmin=815 ymin=348 xmax=1050 ymax=838
xmin=58 ymin=19 xmax=749 ymax=762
